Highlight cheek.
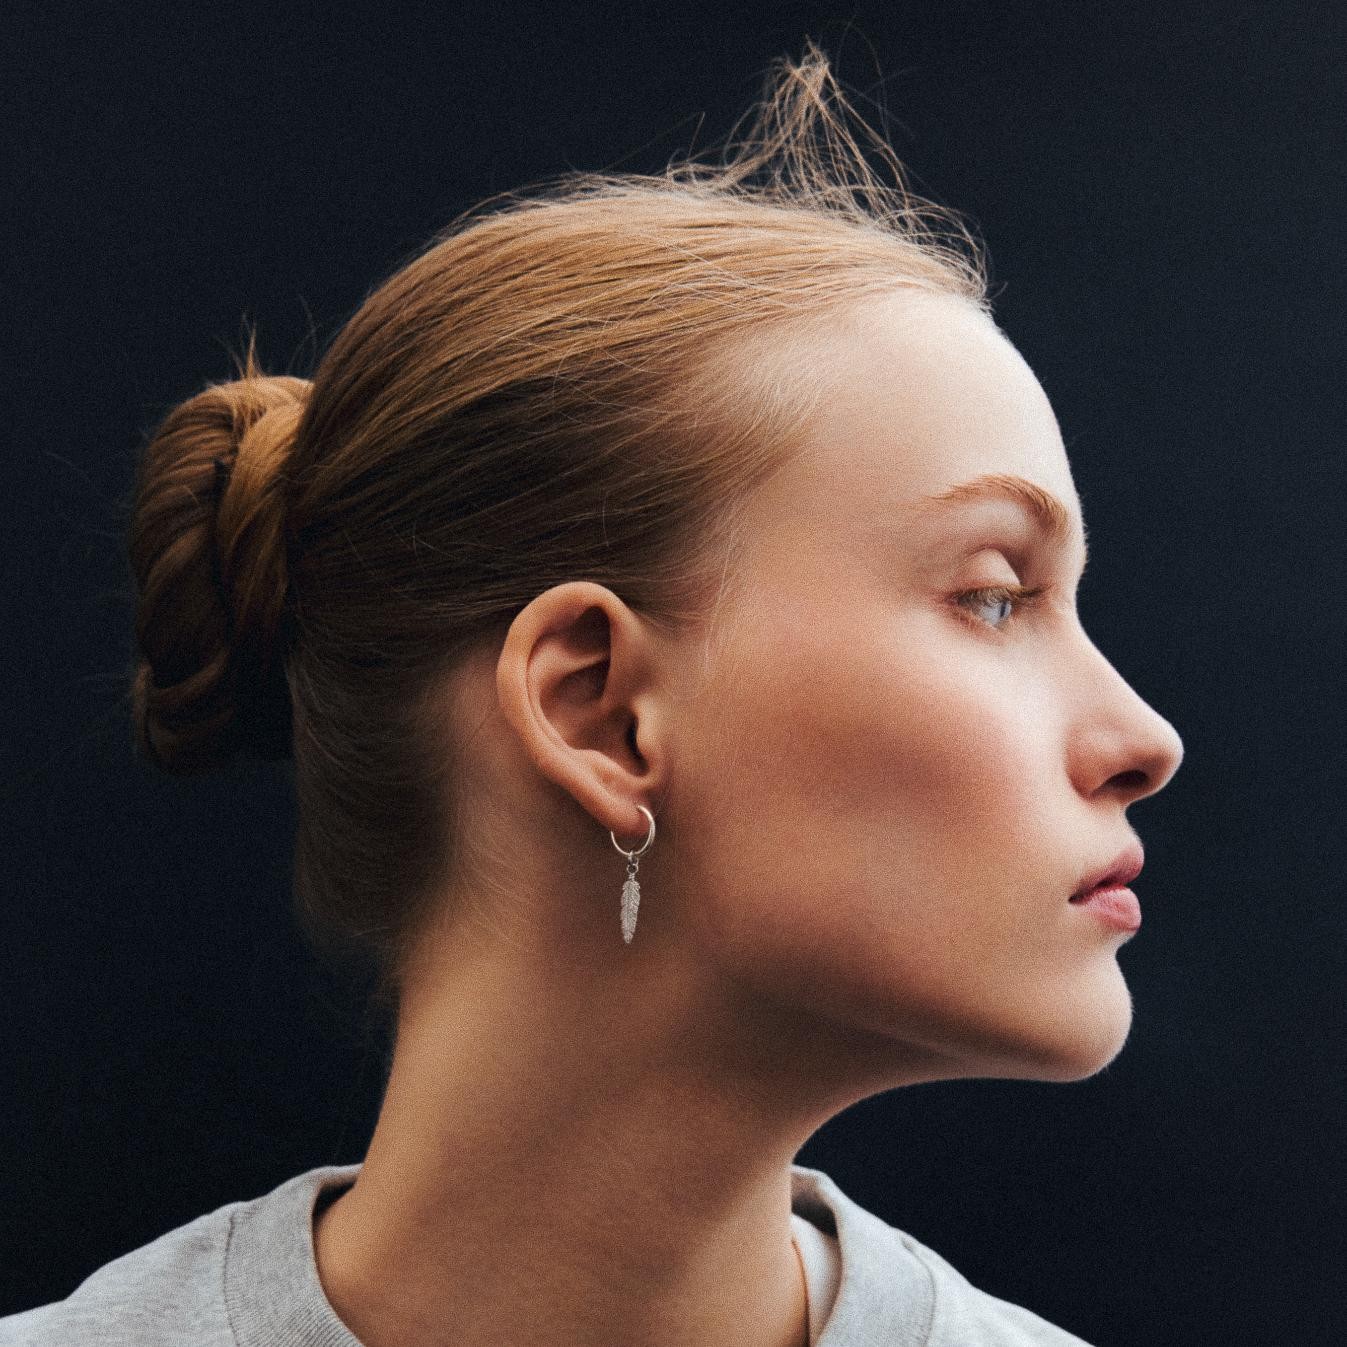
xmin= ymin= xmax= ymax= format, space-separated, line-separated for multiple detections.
xmin=668 ymin=599 xmax=1050 ymax=1016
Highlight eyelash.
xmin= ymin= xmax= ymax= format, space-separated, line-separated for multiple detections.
xmin=952 ymin=583 xmax=1048 ymax=633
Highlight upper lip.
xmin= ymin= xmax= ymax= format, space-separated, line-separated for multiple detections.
xmin=1070 ymin=840 xmax=1145 ymax=900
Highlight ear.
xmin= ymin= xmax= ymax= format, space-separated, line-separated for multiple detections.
xmin=495 ymin=581 xmax=665 ymax=843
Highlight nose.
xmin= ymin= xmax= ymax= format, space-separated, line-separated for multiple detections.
xmin=1071 ymin=643 xmax=1185 ymax=806
xmin=1103 ymin=711 xmax=1184 ymax=805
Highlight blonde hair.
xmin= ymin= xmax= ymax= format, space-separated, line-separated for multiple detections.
xmin=126 ymin=40 xmax=988 ymax=1012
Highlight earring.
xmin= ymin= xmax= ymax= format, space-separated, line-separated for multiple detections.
xmin=610 ymin=805 xmax=655 ymax=945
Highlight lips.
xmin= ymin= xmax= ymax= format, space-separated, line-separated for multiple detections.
xmin=1070 ymin=840 xmax=1145 ymax=901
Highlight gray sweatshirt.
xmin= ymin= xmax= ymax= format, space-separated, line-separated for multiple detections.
xmin=0 ymin=1161 xmax=1095 ymax=1345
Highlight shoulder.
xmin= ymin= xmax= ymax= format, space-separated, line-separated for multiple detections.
xmin=790 ymin=1164 xmax=1096 ymax=1347
xmin=893 ymin=1225 xmax=1097 ymax=1346
xmin=0 ymin=1197 xmax=242 ymax=1347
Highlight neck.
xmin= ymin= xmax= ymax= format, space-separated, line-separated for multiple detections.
xmin=311 ymin=922 xmax=833 ymax=1347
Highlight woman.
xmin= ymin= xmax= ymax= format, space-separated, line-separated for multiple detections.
xmin=4 ymin=40 xmax=1183 ymax=1347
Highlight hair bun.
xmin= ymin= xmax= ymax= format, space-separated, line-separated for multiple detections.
xmin=129 ymin=366 xmax=311 ymax=773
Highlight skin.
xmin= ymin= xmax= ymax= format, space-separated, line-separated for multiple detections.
xmin=311 ymin=288 xmax=1185 ymax=1347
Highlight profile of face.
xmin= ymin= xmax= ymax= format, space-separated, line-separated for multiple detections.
xmin=637 ymin=288 xmax=1186 ymax=1093
xmin=482 ymin=286 xmax=1185 ymax=1117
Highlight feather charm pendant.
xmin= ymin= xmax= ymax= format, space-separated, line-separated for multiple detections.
xmin=621 ymin=876 xmax=641 ymax=944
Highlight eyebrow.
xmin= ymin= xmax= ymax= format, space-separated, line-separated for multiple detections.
xmin=910 ymin=472 xmax=1089 ymax=565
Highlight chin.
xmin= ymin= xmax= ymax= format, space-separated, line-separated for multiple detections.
xmin=969 ymin=971 xmax=1136 ymax=1084
xmin=1033 ymin=977 xmax=1136 ymax=1082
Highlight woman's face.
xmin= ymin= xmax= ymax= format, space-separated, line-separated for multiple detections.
xmin=666 ymin=289 xmax=1185 ymax=1087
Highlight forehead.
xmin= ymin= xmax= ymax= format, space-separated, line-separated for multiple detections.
xmin=768 ymin=290 xmax=1082 ymax=541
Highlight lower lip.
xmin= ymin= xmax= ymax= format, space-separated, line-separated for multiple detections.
xmin=1069 ymin=885 xmax=1141 ymax=932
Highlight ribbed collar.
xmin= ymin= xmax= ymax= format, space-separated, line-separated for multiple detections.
xmin=223 ymin=1161 xmax=934 ymax=1346
xmin=792 ymin=1165 xmax=936 ymax=1345
xmin=224 ymin=1161 xmax=364 ymax=1346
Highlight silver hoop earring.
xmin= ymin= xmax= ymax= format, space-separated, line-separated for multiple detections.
xmin=610 ymin=805 xmax=655 ymax=945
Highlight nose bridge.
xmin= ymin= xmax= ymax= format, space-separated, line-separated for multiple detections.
xmin=1070 ymin=624 xmax=1185 ymax=798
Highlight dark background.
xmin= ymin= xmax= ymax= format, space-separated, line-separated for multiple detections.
xmin=3 ymin=3 xmax=1344 ymax=1344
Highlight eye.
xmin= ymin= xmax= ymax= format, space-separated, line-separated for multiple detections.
xmin=951 ymin=583 xmax=1047 ymax=633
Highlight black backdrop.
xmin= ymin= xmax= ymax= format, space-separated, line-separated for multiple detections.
xmin=3 ymin=4 xmax=1345 ymax=1344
